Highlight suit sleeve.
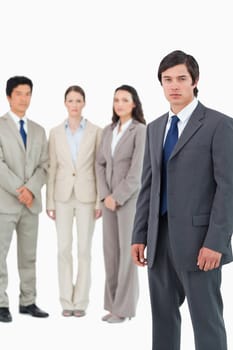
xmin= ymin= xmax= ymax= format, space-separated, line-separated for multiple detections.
xmin=95 ymin=127 xmax=111 ymax=201
xmin=111 ymin=124 xmax=146 ymax=206
xmin=131 ymin=125 xmax=152 ymax=245
xmin=204 ymin=117 xmax=233 ymax=254
xmin=0 ymin=138 xmax=23 ymax=196
xmin=25 ymin=128 xmax=48 ymax=200
xmin=46 ymin=129 xmax=57 ymax=210
xmin=94 ymin=127 xmax=103 ymax=209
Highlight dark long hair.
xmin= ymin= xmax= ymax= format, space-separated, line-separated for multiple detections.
xmin=157 ymin=50 xmax=199 ymax=97
xmin=112 ymin=85 xmax=146 ymax=125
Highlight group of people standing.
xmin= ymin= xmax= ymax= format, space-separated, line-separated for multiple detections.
xmin=0 ymin=77 xmax=145 ymax=324
xmin=0 ymin=49 xmax=233 ymax=350
xmin=46 ymin=83 xmax=145 ymax=321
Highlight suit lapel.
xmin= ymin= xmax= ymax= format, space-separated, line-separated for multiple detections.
xmin=113 ymin=120 xmax=137 ymax=156
xmin=153 ymin=115 xmax=168 ymax=167
xmin=59 ymin=122 xmax=74 ymax=169
xmin=75 ymin=120 xmax=94 ymax=167
xmin=105 ymin=125 xmax=114 ymax=165
xmin=5 ymin=113 xmax=26 ymax=151
xmin=26 ymin=120 xmax=33 ymax=151
xmin=170 ymin=102 xmax=205 ymax=160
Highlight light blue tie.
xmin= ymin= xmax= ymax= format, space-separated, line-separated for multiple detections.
xmin=160 ymin=115 xmax=179 ymax=215
xmin=19 ymin=119 xmax=27 ymax=148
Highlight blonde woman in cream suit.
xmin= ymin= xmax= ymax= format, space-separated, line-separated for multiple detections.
xmin=96 ymin=85 xmax=146 ymax=323
xmin=47 ymin=86 xmax=102 ymax=317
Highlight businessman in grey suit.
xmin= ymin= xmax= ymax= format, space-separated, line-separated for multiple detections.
xmin=0 ymin=76 xmax=49 ymax=322
xmin=131 ymin=50 xmax=233 ymax=350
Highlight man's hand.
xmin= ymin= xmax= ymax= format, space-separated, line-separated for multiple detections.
xmin=17 ymin=186 xmax=34 ymax=208
xmin=46 ymin=209 xmax=56 ymax=220
xmin=197 ymin=247 xmax=222 ymax=271
xmin=104 ymin=195 xmax=117 ymax=211
xmin=131 ymin=244 xmax=147 ymax=267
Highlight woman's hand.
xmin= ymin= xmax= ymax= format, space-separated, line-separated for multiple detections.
xmin=95 ymin=209 xmax=102 ymax=219
xmin=46 ymin=209 xmax=56 ymax=220
xmin=104 ymin=195 xmax=117 ymax=211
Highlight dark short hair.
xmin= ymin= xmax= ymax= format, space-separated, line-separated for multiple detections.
xmin=157 ymin=50 xmax=199 ymax=97
xmin=6 ymin=76 xmax=33 ymax=97
xmin=112 ymin=84 xmax=146 ymax=125
xmin=64 ymin=85 xmax=86 ymax=102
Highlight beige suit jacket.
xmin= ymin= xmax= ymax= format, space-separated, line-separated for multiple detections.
xmin=46 ymin=119 xmax=102 ymax=210
xmin=95 ymin=120 xmax=146 ymax=206
xmin=0 ymin=113 xmax=48 ymax=214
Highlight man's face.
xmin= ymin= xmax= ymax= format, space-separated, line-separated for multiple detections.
xmin=7 ymin=84 xmax=32 ymax=117
xmin=161 ymin=64 xmax=198 ymax=113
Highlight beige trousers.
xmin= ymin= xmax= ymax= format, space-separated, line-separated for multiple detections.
xmin=55 ymin=196 xmax=95 ymax=311
xmin=102 ymin=196 xmax=139 ymax=317
xmin=0 ymin=207 xmax=38 ymax=307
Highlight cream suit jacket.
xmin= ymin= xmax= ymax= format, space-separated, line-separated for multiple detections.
xmin=0 ymin=113 xmax=48 ymax=214
xmin=96 ymin=120 xmax=146 ymax=206
xmin=46 ymin=119 xmax=102 ymax=210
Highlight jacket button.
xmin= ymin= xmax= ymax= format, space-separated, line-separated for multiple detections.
xmin=72 ymin=173 xmax=76 ymax=176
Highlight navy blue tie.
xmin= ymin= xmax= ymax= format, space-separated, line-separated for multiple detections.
xmin=160 ymin=115 xmax=179 ymax=215
xmin=19 ymin=119 xmax=27 ymax=148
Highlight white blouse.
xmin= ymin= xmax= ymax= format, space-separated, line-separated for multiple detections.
xmin=111 ymin=118 xmax=132 ymax=156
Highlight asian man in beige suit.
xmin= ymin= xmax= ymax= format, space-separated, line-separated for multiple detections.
xmin=46 ymin=85 xmax=102 ymax=317
xmin=0 ymin=76 xmax=49 ymax=323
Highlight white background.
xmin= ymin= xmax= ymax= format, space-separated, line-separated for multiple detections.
xmin=0 ymin=0 xmax=233 ymax=349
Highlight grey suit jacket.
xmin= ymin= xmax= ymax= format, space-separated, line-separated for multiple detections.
xmin=132 ymin=102 xmax=233 ymax=270
xmin=96 ymin=120 xmax=146 ymax=206
xmin=0 ymin=113 xmax=48 ymax=214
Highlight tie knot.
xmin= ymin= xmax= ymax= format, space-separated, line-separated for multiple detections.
xmin=171 ymin=115 xmax=179 ymax=124
xmin=19 ymin=119 xmax=24 ymax=127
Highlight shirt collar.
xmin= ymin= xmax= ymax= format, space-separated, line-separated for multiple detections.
xmin=65 ymin=117 xmax=86 ymax=129
xmin=169 ymin=98 xmax=198 ymax=123
xmin=116 ymin=118 xmax=132 ymax=131
xmin=9 ymin=110 xmax=28 ymax=125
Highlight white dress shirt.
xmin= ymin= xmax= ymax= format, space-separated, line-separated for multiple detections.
xmin=163 ymin=98 xmax=198 ymax=143
xmin=9 ymin=110 xmax=28 ymax=132
xmin=111 ymin=118 xmax=132 ymax=156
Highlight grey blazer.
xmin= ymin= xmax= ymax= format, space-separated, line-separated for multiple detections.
xmin=96 ymin=120 xmax=146 ymax=206
xmin=0 ymin=113 xmax=48 ymax=214
xmin=132 ymin=102 xmax=233 ymax=270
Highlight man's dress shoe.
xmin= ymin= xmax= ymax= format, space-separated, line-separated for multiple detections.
xmin=0 ymin=307 xmax=12 ymax=322
xmin=19 ymin=304 xmax=49 ymax=318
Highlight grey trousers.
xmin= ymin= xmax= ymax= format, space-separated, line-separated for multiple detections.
xmin=148 ymin=215 xmax=228 ymax=350
xmin=0 ymin=207 xmax=38 ymax=307
xmin=102 ymin=197 xmax=139 ymax=317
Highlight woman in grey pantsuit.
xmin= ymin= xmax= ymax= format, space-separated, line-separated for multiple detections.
xmin=96 ymin=85 xmax=146 ymax=323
